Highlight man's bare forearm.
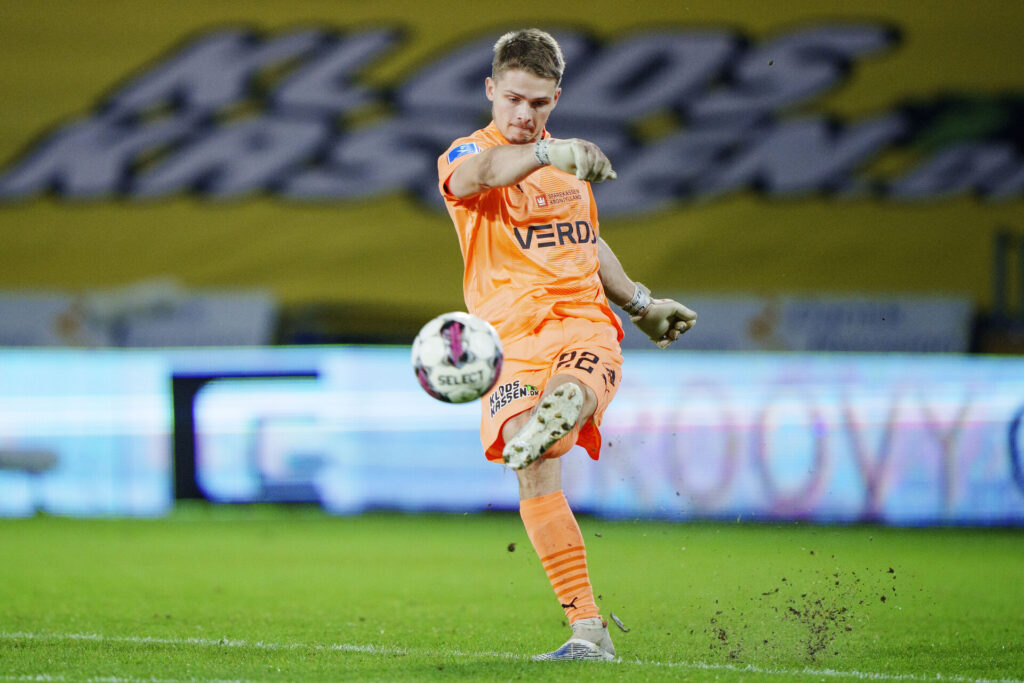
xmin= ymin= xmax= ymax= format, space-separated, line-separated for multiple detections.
xmin=597 ymin=238 xmax=637 ymax=307
xmin=448 ymin=144 xmax=541 ymax=198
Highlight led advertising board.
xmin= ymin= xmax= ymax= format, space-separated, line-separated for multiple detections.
xmin=2 ymin=347 xmax=1022 ymax=525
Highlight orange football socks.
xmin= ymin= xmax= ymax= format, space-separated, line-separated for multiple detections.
xmin=519 ymin=490 xmax=601 ymax=624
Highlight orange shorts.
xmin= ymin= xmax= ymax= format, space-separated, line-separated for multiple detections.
xmin=480 ymin=317 xmax=623 ymax=463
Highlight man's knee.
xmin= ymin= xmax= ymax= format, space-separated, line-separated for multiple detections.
xmin=501 ymin=410 xmax=531 ymax=444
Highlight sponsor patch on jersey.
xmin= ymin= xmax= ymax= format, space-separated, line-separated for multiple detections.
xmin=535 ymin=194 xmax=548 ymax=207
xmin=447 ymin=142 xmax=480 ymax=163
xmin=544 ymin=188 xmax=582 ymax=205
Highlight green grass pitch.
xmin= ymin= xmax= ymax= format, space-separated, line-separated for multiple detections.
xmin=1 ymin=505 xmax=1021 ymax=682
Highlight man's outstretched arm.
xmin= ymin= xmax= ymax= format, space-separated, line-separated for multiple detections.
xmin=447 ymin=139 xmax=617 ymax=199
xmin=447 ymin=144 xmax=542 ymax=198
xmin=598 ymin=237 xmax=696 ymax=349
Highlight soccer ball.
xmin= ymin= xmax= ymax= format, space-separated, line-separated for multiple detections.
xmin=411 ymin=312 xmax=504 ymax=403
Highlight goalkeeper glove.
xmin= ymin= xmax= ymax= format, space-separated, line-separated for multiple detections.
xmin=622 ymin=282 xmax=696 ymax=349
xmin=534 ymin=138 xmax=617 ymax=182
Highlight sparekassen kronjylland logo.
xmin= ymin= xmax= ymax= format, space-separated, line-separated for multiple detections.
xmin=0 ymin=24 xmax=1021 ymax=214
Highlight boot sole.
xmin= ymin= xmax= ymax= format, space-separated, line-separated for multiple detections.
xmin=502 ymin=384 xmax=583 ymax=470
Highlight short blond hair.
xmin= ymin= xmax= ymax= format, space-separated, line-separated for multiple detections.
xmin=492 ymin=29 xmax=564 ymax=85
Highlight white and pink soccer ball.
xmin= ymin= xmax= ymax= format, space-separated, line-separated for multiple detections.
xmin=411 ymin=312 xmax=504 ymax=403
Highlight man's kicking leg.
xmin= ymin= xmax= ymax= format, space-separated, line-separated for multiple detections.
xmin=503 ymin=376 xmax=616 ymax=661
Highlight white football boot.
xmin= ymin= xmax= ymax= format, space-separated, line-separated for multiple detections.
xmin=533 ymin=617 xmax=616 ymax=661
xmin=502 ymin=383 xmax=583 ymax=470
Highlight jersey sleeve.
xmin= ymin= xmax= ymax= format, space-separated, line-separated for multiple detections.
xmin=437 ymin=137 xmax=488 ymax=202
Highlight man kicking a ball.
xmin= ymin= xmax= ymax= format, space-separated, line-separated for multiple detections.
xmin=437 ymin=28 xmax=696 ymax=661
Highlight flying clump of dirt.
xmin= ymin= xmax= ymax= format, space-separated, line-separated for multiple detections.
xmin=704 ymin=556 xmax=898 ymax=663
xmin=781 ymin=586 xmax=852 ymax=659
xmin=707 ymin=609 xmax=740 ymax=660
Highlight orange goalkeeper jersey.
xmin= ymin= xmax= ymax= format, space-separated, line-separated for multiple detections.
xmin=438 ymin=122 xmax=623 ymax=342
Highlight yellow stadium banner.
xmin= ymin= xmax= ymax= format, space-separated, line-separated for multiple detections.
xmin=1 ymin=0 xmax=1022 ymax=323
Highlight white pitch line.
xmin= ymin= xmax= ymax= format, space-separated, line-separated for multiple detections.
xmin=1 ymin=631 xmax=1020 ymax=683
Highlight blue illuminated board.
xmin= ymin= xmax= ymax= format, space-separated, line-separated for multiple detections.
xmin=0 ymin=350 xmax=172 ymax=517
xmin=2 ymin=346 xmax=1023 ymax=524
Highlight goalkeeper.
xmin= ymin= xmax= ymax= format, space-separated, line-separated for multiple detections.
xmin=437 ymin=28 xmax=696 ymax=661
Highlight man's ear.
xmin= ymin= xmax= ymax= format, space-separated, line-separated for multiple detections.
xmin=485 ymin=76 xmax=495 ymax=102
xmin=552 ymin=87 xmax=561 ymax=107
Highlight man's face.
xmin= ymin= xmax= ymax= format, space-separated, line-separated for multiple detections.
xmin=486 ymin=68 xmax=561 ymax=144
